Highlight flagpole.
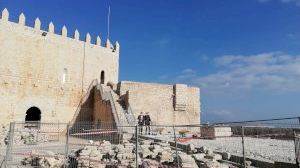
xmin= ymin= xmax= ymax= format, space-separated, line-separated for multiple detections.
xmin=107 ymin=5 xmax=111 ymax=39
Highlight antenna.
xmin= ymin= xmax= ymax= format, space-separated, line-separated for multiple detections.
xmin=107 ymin=5 xmax=111 ymax=39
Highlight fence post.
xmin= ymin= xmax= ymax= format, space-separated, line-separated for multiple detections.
xmin=64 ymin=123 xmax=70 ymax=168
xmin=58 ymin=120 xmax=60 ymax=141
xmin=241 ymin=126 xmax=246 ymax=168
xmin=172 ymin=125 xmax=179 ymax=168
xmin=294 ymin=130 xmax=300 ymax=168
xmin=135 ymin=124 xmax=138 ymax=168
xmin=5 ymin=122 xmax=15 ymax=163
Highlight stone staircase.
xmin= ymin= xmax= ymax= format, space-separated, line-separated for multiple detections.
xmin=115 ymin=97 xmax=136 ymax=126
xmin=97 ymin=84 xmax=136 ymax=128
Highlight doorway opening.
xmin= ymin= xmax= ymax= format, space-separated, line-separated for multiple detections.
xmin=25 ymin=106 xmax=41 ymax=122
xmin=100 ymin=71 xmax=105 ymax=84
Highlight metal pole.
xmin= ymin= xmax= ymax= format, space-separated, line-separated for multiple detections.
xmin=294 ymin=130 xmax=300 ymax=168
xmin=107 ymin=6 xmax=111 ymax=40
xmin=241 ymin=126 xmax=246 ymax=168
xmin=64 ymin=123 xmax=70 ymax=168
xmin=173 ymin=125 xmax=179 ymax=168
xmin=58 ymin=120 xmax=60 ymax=141
xmin=36 ymin=123 xmax=39 ymax=145
xmin=135 ymin=125 xmax=138 ymax=168
xmin=5 ymin=122 xmax=15 ymax=162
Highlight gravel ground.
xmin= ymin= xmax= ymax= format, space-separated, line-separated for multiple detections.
xmin=148 ymin=134 xmax=296 ymax=163
xmin=190 ymin=137 xmax=295 ymax=163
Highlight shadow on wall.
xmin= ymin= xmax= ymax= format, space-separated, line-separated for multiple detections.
xmin=75 ymin=87 xmax=94 ymax=123
xmin=68 ymin=85 xmax=121 ymax=142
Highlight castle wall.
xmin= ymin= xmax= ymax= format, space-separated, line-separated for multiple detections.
xmin=118 ymin=81 xmax=201 ymax=125
xmin=0 ymin=9 xmax=119 ymax=124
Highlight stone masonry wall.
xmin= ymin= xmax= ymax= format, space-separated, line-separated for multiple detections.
xmin=0 ymin=9 xmax=119 ymax=124
xmin=118 ymin=81 xmax=201 ymax=125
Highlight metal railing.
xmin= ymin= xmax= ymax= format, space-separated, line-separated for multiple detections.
xmin=2 ymin=119 xmax=299 ymax=168
xmin=108 ymin=90 xmax=125 ymax=126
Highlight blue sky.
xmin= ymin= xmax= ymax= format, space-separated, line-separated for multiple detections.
xmin=1 ymin=0 xmax=300 ymax=122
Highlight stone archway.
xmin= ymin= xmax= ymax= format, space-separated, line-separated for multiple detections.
xmin=25 ymin=106 xmax=41 ymax=122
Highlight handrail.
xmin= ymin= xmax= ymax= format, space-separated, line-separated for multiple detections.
xmin=108 ymin=90 xmax=121 ymax=125
xmin=107 ymin=89 xmax=131 ymax=127
xmin=211 ymin=116 xmax=300 ymax=126
xmin=127 ymin=104 xmax=136 ymax=125
xmin=69 ymin=79 xmax=98 ymax=127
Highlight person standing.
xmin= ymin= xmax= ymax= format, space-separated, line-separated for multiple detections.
xmin=144 ymin=112 xmax=151 ymax=135
xmin=137 ymin=112 xmax=144 ymax=134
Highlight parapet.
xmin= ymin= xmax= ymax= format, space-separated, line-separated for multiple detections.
xmin=0 ymin=8 xmax=120 ymax=52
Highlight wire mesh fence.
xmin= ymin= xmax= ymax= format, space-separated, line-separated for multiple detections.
xmin=2 ymin=120 xmax=300 ymax=168
xmin=4 ymin=122 xmax=68 ymax=167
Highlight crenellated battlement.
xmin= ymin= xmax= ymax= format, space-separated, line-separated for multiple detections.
xmin=0 ymin=8 xmax=120 ymax=52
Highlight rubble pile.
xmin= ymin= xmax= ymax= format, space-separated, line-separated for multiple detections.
xmin=21 ymin=150 xmax=64 ymax=168
xmin=19 ymin=140 xmax=240 ymax=168
xmin=13 ymin=128 xmax=49 ymax=145
xmin=0 ymin=124 xmax=8 ymax=146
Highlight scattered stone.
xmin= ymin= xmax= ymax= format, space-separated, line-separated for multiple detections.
xmin=205 ymin=153 xmax=222 ymax=161
xmin=199 ymin=146 xmax=208 ymax=153
xmin=140 ymin=145 xmax=152 ymax=159
xmin=206 ymin=148 xmax=214 ymax=155
xmin=142 ymin=159 xmax=160 ymax=168
xmin=21 ymin=150 xmax=64 ymax=168
xmin=187 ymin=143 xmax=195 ymax=153
xmin=157 ymin=151 xmax=173 ymax=163
xmin=222 ymin=152 xmax=231 ymax=160
xmin=18 ymin=137 xmax=247 ymax=168
xmin=174 ymin=153 xmax=198 ymax=168
xmin=245 ymin=160 xmax=252 ymax=166
xmin=203 ymin=160 xmax=229 ymax=168
xmin=192 ymin=153 xmax=206 ymax=161
xmin=141 ymin=140 xmax=153 ymax=145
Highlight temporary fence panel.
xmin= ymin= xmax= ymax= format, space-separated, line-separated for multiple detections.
xmin=66 ymin=122 xmax=137 ymax=168
xmin=3 ymin=120 xmax=300 ymax=168
xmin=5 ymin=122 xmax=68 ymax=167
xmin=243 ymin=126 xmax=298 ymax=167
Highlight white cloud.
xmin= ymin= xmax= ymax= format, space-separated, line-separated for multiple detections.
xmin=182 ymin=68 xmax=196 ymax=74
xmin=158 ymin=75 xmax=168 ymax=80
xmin=209 ymin=110 xmax=236 ymax=120
xmin=177 ymin=52 xmax=300 ymax=94
xmin=200 ymin=55 xmax=209 ymax=62
xmin=156 ymin=37 xmax=171 ymax=47
xmin=258 ymin=0 xmax=271 ymax=3
xmin=281 ymin=0 xmax=300 ymax=5
xmin=258 ymin=0 xmax=300 ymax=6
xmin=175 ymin=68 xmax=197 ymax=84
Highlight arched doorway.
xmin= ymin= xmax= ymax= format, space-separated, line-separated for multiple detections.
xmin=100 ymin=71 xmax=105 ymax=84
xmin=25 ymin=106 xmax=41 ymax=122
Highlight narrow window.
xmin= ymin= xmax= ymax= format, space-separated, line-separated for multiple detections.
xmin=100 ymin=71 xmax=105 ymax=84
xmin=62 ymin=68 xmax=68 ymax=84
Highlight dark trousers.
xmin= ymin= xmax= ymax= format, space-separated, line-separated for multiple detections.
xmin=145 ymin=124 xmax=151 ymax=135
xmin=138 ymin=123 xmax=143 ymax=134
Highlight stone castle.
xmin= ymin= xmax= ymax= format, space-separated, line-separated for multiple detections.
xmin=0 ymin=8 xmax=201 ymax=127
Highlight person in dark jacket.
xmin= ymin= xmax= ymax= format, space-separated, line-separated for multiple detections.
xmin=137 ymin=112 xmax=144 ymax=134
xmin=144 ymin=112 xmax=151 ymax=135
